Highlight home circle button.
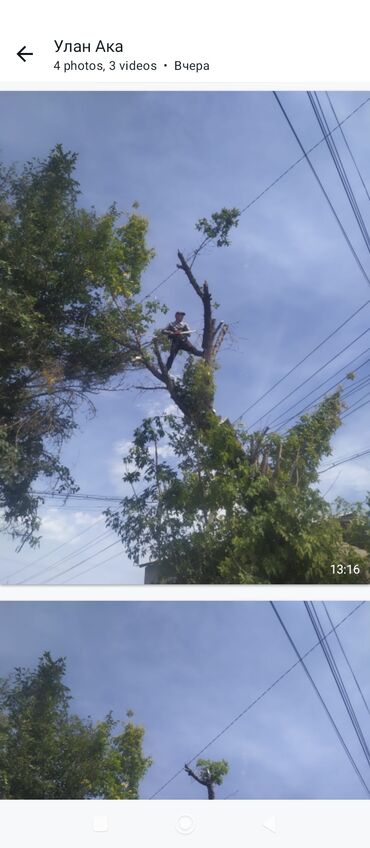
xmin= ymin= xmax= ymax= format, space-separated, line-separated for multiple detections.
xmin=176 ymin=815 xmax=195 ymax=835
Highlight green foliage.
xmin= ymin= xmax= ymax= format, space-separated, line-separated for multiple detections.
xmin=195 ymin=207 xmax=240 ymax=247
xmin=0 ymin=652 xmax=152 ymax=799
xmin=333 ymin=497 xmax=370 ymax=557
xmin=0 ymin=145 xmax=156 ymax=546
xmin=106 ymin=391 xmax=368 ymax=584
xmin=196 ymin=758 xmax=229 ymax=786
xmin=173 ymin=358 xmax=216 ymax=425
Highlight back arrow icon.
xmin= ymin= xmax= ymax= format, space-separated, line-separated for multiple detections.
xmin=17 ymin=46 xmax=33 ymax=62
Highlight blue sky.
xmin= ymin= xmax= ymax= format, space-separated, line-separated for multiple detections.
xmin=0 ymin=600 xmax=369 ymax=799
xmin=1 ymin=91 xmax=370 ymax=583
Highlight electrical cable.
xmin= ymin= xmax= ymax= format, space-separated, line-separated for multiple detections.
xmin=63 ymin=549 xmax=126 ymax=583
xmin=304 ymin=602 xmax=370 ymax=767
xmin=273 ymin=91 xmax=370 ymax=286
xmin=232 ymin=93 xmax=370 ymax=425
xmin=308 ymin=92 xmax=370 ymax=253
xmin=342 ymin=389 xmax=370 ymax=419
xmin=232 ymin=298 xmax=370 ymax=423
xmin=17 ymin=529 xmax=115 ymax=585
xmin=322 ymin=602 xmax=370 ymax=717
xmin=319 ymin=447 xmax=370 ymax=474
xmin=270 ymin=601 xmax=370 ymax=797
xmin=275 ymin=365 xmax=370 ymax=435
xmin=1 ymin=515 xmax=105 ymax=583
xmin=326 ymin=93 xmax=370 ymax=204
xmin=148 ymin=601 xmax=366 ymax=799
xmin=247 ymin=327 xmax=370 ymax=431
xmin=42 ymin=539 xmax=121 ymax=584
xmin=322 ymin=469 xmax=342 ymax=499
xmin=271 ymin=349 xmax=370 ymax=431
xmin=140 ymin=96 xmax=370 ymax=304
xmin=31 ymin=490 xmax=121 ymax=503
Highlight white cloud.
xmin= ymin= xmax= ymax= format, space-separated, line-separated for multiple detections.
xmin=319 ymin=460 xmax=370 ymax=501
xmin=40 ymin=508 xmax=103 ymax=542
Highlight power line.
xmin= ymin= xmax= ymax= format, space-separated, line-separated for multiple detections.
xmin=304 ymin=601 xmax=370 ymax=767
xmin=1 ymin=515 xmax=105 ymax=583
xmin=308 ymin=92 xmax=370 ymax=254
xmin=274 ymin=361 xmax=370 ymax=435
xmin=322 ymin=469 xmax=342 ymax=499
xmin=17 ymin=529 xmax=115 ymax=585
xmin=342 ymin=389 xmax=370 ymax=420
xmin=319 ymin=447 xmax=370 ymax=474
xmin=271 ymin=348 xmax=370 ymax=431
xmin=63 ymin=549 xmax=126 ymax=583
xmin=148 ymin=601 xmax=366 ymax=799
xmin=270 ymin=601 xmax=370 ymax=797
xmin=342 ymin=374 xmax=370 ymax=401
xmin=42 ymin=539 xmax=121 ymax=584
xmin=238 ymin=96 xmax=370 ymax=217
xmin=322 ymin=602 xmax=370 ymax=718
xmin=233 ymin=298 xmax=370 ymax=424
xmin=32 ymin=490 xmax=121 ymax=503
xmin=248 ymin=327 xmax=370 ymax=431
xmin=140 ymin=96 xmax=370 ymax=304
xmin=273 ymin=91 xmax=370 ymax=286
xmin=232 ymin=93 xmax=370 ymax=425
xmin=326 ymin=93 xmax=370 ymax=204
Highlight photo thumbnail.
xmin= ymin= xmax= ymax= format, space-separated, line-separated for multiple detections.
xmin=1 ymin=92 xmax=370 ymax=584
xmin=0 ymin=600 xmax=369 ymax=800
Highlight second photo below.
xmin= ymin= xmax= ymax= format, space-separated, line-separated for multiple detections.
xmin=0 ymin=600 xmax=369 ymax=800
xmin=1 ymin=91 xmax=370 ymax=584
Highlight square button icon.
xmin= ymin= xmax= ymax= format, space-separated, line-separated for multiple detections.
xmin=93 ymin=816 xmax=109 ymax=832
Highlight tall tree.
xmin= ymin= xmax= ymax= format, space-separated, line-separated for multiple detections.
xmin=0 ymin=652 xmax=152 ymax=799
xmin=0 ymin=146 xmax=158 ymax=546
xmin=103 ymin=209 xmax=370 ymax=584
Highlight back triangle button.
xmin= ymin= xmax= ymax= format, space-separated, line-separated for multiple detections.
xmin=263 ymin=815 xmax=277 ymax=834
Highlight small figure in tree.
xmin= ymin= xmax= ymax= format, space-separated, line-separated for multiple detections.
xmin=184 ymin=758 xmax=229 ymax=800
xmin=164 ymin=311 xmax=203 ymax=371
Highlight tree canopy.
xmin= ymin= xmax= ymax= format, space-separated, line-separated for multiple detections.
xmin=0 ymin=652 xmax=152 ymax=799
xmin=0 ymin=145 xmax=158 ymax=546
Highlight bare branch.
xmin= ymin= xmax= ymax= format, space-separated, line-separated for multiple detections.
xmin=177 ymin=251 xmax=204 ymax=299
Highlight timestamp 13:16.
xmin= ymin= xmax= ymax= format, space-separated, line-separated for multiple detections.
xmin=331 ymin=563 xmax=361 ymax=575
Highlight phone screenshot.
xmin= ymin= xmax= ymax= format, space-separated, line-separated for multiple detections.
xmin=0 ymin=1 xmax=370 ymax=845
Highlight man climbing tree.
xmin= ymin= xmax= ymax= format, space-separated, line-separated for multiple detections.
xmin=164 ymin=311 xmax=203 ymax=370
xmin=184 ymin=759 xmax=229 ymax=799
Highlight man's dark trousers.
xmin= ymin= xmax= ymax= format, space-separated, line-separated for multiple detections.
xmin=166 ymin=338 xmax=203 ymax=370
